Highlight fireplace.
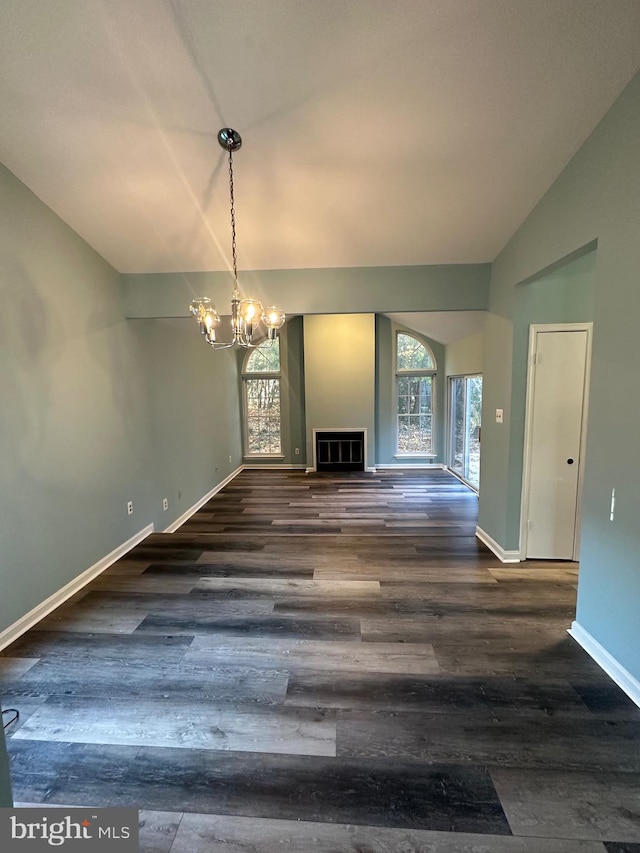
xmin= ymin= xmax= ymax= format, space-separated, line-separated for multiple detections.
xmin=314 ymin=430 xmax=365 ymax=472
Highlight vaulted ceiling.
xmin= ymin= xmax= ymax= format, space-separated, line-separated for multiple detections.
xmin=1 ymin=1 xmax=640 ymax=275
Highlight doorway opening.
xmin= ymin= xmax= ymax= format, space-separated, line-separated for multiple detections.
xmin=449 ymin=375 xmax=482 ymax=491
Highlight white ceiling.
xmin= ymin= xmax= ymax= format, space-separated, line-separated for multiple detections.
xmin=1 ymin=1 xmax=639 ymax=274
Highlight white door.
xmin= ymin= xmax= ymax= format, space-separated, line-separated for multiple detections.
xmin=524 ymin=327 xmax=590 ymax=560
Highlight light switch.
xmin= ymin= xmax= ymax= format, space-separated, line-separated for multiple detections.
xmin=495 ymin=408 xmax=504 ymax=424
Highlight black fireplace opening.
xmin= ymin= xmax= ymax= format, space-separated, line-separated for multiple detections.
xmin=315 ymin=431 xmax=365 ymax=471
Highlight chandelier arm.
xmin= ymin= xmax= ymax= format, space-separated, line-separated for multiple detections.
xmin=206 ymin=339 xmax=240 ymax=350
xmin=208 ymin=339 xmax=265 ymax=350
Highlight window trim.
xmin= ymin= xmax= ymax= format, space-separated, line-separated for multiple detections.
xmin=242 ymin=340 xmax=283 ymax=458
xmin=394 ymin=331 xmax=437 ymax=457
xmin=447 ymin=372 xmax=482 ymax=491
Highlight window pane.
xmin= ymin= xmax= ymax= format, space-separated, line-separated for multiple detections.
xmin=467 ymin=376 xmax=482 ymax=488
xmin=396 ymin=375 xmax=433 ymax=453
xmin=245 ymin=378 xmax=281 ymax=454
xmin=449 ymin=375 xmax=482 ymax=489
xmin=245 ymin=339 xmax=280 ymax=373
xmin=396 ymin=333 xmax=435 ymax=371
xmin=451 ymin=378 xmax=465 ymax=471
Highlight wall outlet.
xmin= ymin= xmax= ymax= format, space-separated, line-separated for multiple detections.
xmin=295 ymin=447 xmax=300 ymax=455
xmin=162 ymin=498 xmax=169 ymax=511
xmin=127 ymin=500 xmax=134 ymax=516
xmin=495 ymin=408 xmax=504 ymax=424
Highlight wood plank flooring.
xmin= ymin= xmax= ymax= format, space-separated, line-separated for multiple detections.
xmin=2 ymin=468 xmax=640 ymax=852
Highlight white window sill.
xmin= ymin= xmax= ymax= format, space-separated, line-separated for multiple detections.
xmin=243 ymin=454 xmax=286 ymax=459
xmin=394 ymin=454 xmax=437 ymax=459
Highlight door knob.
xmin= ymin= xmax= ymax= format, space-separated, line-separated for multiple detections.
xmin=567 ymin=458 xmax=574 ymax=465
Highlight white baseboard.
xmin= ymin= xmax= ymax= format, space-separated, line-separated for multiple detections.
xmin=241 ymin=464 xmax=307 ymax=470
xmin=568 ymin=621 xmax=640 ymax=709
xmin=0 ymin=524 xmax=154 ymax=652
xmin=163 ymin=467 xmax=243 ymax=533
xmin=475 ymin=525 xmax=521 ymax=563
xmin=303 ymin=466 xmax=378 ymax=473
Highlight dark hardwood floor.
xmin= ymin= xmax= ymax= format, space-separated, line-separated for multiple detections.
xmin=2 ymin=469 xmax=640 ymax=852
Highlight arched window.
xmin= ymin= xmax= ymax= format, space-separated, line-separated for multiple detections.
xmin=243 ymin=339 xmax=282 ymax=455
xmin=396 ymin=332 xmax=436 ymax=455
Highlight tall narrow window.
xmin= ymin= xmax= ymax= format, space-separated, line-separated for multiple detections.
xmin=396 ymin=332 xmax=436 ymax=455
xmin=243 ymin=340 xmax=282 ymax=455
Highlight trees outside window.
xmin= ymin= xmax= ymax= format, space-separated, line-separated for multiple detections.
xmin=396 ymin=332 xmax=436 ymax=455
xmin=243 ymin=340 xmax=282 ymax=455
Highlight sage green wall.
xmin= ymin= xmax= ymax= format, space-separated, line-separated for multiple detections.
xmin=0 ymin=163 xmax=242 ymax=637
xmin=444 ymin=332 xmax=484 ymax=379
xmin=0 ymin=163 xmax=147 ymax=798
xmin=303 ymin=314 xmax=376 ymax=468
xmin=478 ymin=70 xmax=640 ymax=682
xmin=504 ymin=249 xmax=596 ymax=546
xmin=375 ymin=315 xmax=446 ymax=465
xmin=0 ymin=163 xmax=242 ymax=795
xmin=122 ymin=264 xmax=490 ymax=319
xmin=375 ymin=314 xmax=393 ymax=463
xmin=0 ymin=724 xmax=11 ymax=806
xmin=133 ymin=318 xmax=242 ymax=522
xmin=282 ymin=316 xmax=307 ymax=465
xmin=0 ymin=162 xmax=151 ymax=633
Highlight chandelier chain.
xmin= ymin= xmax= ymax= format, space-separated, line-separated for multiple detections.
xmin=227 ymin=146 xmax=238 ymax=287
xmin=189 ymin=127 xmax=285 ymax=349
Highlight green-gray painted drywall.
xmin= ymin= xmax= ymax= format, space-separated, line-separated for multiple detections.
xmin=122 ymin=264 xmax=490 ymax=318
xmin=0 ymin=724 xmax=11 ymax=806
xmin=0 ymin=163 xmax=143 ymax=800
xmin=478 ymin=69 xmax=640 ymax=683
xmin=131 ymin=317 xmax=242 ymax=522
xmin=504 ymin=250 xmax=596 ymax=547
xmin=375 ymin=314 xmax=393 ymax=463
xmin=0 ymin=161 xmax=151 ymax=633
xmin=285 ymin=316 xmax=307 ymax=465
xmin=303 ymin=314 xmax=376 ymax=468
xmin=375 ymin=315 xmax=446 ymax=465
xmin=0 ymin=161 xmax=242 ymax=626
xmin=444 ymin=332 xmax=484 ymax=379
xmin=0 ymin=164 xmax=243 ymax=802
xmin=235 ymin=316 xmax=306 ymax=466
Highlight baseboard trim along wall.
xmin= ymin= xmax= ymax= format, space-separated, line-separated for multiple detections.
xmin=164 ymin=467 xmax=243 ymax=533
xmin=569 ymin=621 xmax=640 ymax=709
xmin=241 ymin=464 xmax=307 ymax=470
xmin=475 ymin=525 xmax=522 ymax=563
xmin=0 ymin=523 xmax=154 ymax=652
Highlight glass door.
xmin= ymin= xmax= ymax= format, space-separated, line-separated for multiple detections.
xmin=449 ymin=375 xmax=482 ymax=489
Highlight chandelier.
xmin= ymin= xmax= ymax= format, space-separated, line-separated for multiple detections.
xmin=190 ymin=128 xmax=286 ymax=348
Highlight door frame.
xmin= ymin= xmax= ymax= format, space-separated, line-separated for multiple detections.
xmin=519 ymin=322 xmax=593 ymax=560
xmin=447 ymin=373 xmax=482 ymax=492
